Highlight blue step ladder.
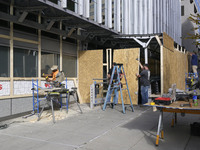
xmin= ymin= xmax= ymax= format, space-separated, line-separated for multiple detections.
xmin=103 ymin=63 xmax=134 ymax=114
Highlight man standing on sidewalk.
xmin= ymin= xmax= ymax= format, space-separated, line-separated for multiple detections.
xmin=190 ymin=51 xmax=198 ymax=77
xmin=136 ymin=64 xmax=150 ymax=104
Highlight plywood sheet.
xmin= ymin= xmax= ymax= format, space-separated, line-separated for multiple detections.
xmin=163 ymin=47 xmax=188 ymax=93
xmin=163 ymin=32 xmax=174 ymax=52
xmin=78 ymin=50 xmax=103 ymax=103
xmin=113 ymin=48 xmax=140 ymax=105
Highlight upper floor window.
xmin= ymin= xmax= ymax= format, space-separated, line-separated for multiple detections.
xmin=14 ymin=48 xmax=38 ymax=77
xmin=0 ymin=45 xmax=10 ymax=77
xmin=181 ymin=6 xmax=184 ymax=16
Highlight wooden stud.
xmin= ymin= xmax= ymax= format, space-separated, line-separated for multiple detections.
xmin=160 ymin=45 xmax=164 ymax=95
xmin=38 ymin=12 xmax=41 ymax=85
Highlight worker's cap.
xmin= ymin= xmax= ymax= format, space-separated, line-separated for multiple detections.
xmin=51 ymin=65 xmax=58 ymax=71
xmin=144 ymin=64 xmax=149 ymax=68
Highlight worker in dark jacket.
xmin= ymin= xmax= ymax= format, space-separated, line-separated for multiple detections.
xmin=190 ymin=51 xmax=198 ymax=77
xmin=136 ymin=63 xmax=150 ymax=104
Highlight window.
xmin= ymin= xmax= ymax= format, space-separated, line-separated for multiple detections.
xmin=181 ymin=6 xmax=184 ymax=16
xmin=41 ymin=52 xmax=60 ymax=75
xmin=67 ymin=0 xmax=75 ymax=12
xmin=62 ymin=55 xmax=77 ymax=77
xmin=14 ymin=48 xmax=38 ymax=77
xmin=0 ymin=46 xmax=10 ymax=77
xmin=194 ymin=5 xmax=197 ymax=14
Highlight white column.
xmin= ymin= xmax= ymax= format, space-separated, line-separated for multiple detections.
xmin=144 ymin=0 xmax=148 ymax=34
xmin=84 ymin=0 xmax=90 ymax=18
xmin=94 ymin=0 xmax=97 ymax=22
xmin=96 ymin=0 xmax=102 ymax=24
xmin=78 ymin=0 xmax=83 ymax=16
xmin=128 ymin=0 xmax=132 ymax=34
xmin=149 ymin=0 xmax=153 ymax=34
xmin=75 ymin=0 xmax=78 ymax=13
xmin=61 ymin=0 xmax=67 ymax=8
xmin=134 ymin=0 xmax=138 ymax=34
xmin=107 ymin=0 xmax=112 ymax=28
xmin=105 ymin=0 xmax=108 ymax=26
xmin=145 ymin=48 xmax=148 ymax=64
xmin=139 ymin=0 xmax=143 ymax=34
xmin=157 ymin=0 xmax=160 ymax=33
xmin=114 ymin=0 xmax=117 ymax=30
xmin=114 ymin=0 xmax=121 ymax=32
xmin=123 ymin=0 xmax=128 ymax=34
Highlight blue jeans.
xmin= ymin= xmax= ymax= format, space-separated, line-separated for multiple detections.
xmin=141 ymin=86 xmax=149 ymax=104
xmin=107 ymin=83 xmax=119 ymax=104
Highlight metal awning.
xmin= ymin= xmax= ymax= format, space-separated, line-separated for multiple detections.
xmin=0 ymin=0 xmax=161 ymax=50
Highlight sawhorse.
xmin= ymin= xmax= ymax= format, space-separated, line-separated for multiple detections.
xmin=68 ymin=87 xmax=83 ymax=114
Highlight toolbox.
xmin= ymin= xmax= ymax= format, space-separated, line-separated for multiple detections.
xmin=154 ymin=97 xmax=172 ymax=105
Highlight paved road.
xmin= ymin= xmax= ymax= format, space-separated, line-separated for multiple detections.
xmin=0 ymin=104 xmax=200 ymax=150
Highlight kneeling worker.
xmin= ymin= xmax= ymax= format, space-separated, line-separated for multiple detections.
xmin=42 ymin=65 xmax=59 ymax=82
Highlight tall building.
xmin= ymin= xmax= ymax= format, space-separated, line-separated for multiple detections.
xmin=181 ymin=0 xmax=199 ymax=52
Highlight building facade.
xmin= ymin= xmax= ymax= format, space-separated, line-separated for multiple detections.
xmin=0 ymin=0 xmax=183 ymax=118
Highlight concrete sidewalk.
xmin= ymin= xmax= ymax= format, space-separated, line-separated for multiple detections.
xmin=0 ymin=104 xmax=200 ymax=150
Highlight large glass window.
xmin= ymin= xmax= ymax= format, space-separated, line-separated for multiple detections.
xmin=41 ymin=52 xmax=60 ymax=75
xmin=14 ymin=48 xmax=38 ymax=77
xmin=0 ymin=46 xmax=10 ymax=77
xmin=62 ymin=55 xmax=77 ymax=77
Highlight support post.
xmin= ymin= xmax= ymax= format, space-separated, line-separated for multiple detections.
xmin=38 ymin=12 xmax=41 ymax=85
xmin=145 ymin=47 xmax=148 ymax=64
xmin=10 ymin=1 xmax=14 ymax=97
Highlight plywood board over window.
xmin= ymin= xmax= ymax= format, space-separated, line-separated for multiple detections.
xmin=162 ymin=32 xmax=188 ymax=93
xmin=78 ymin=50 xmax=103 ymax=103
xmin=113 ymin=48 xmax=140 ymax=105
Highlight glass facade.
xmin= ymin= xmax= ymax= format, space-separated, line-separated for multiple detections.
xmin=14 ymin=48 xmax=38 ymax=77
xmin=41 ymin=52 xmax=60 ymax=75
xmin=62 ymin=55 xmax=77 ymax=77
xmin=0 ymin=46 xmax=10 ymax=77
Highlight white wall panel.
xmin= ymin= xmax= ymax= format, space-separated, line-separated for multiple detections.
xmin=0 ymin=81 xmax=10 ymax=96
xmin=14 ymin=81 xmax=32 ymax=95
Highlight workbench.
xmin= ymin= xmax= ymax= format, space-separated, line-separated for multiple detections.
xmin=144 ymin=101 xmax=200 ymax=146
